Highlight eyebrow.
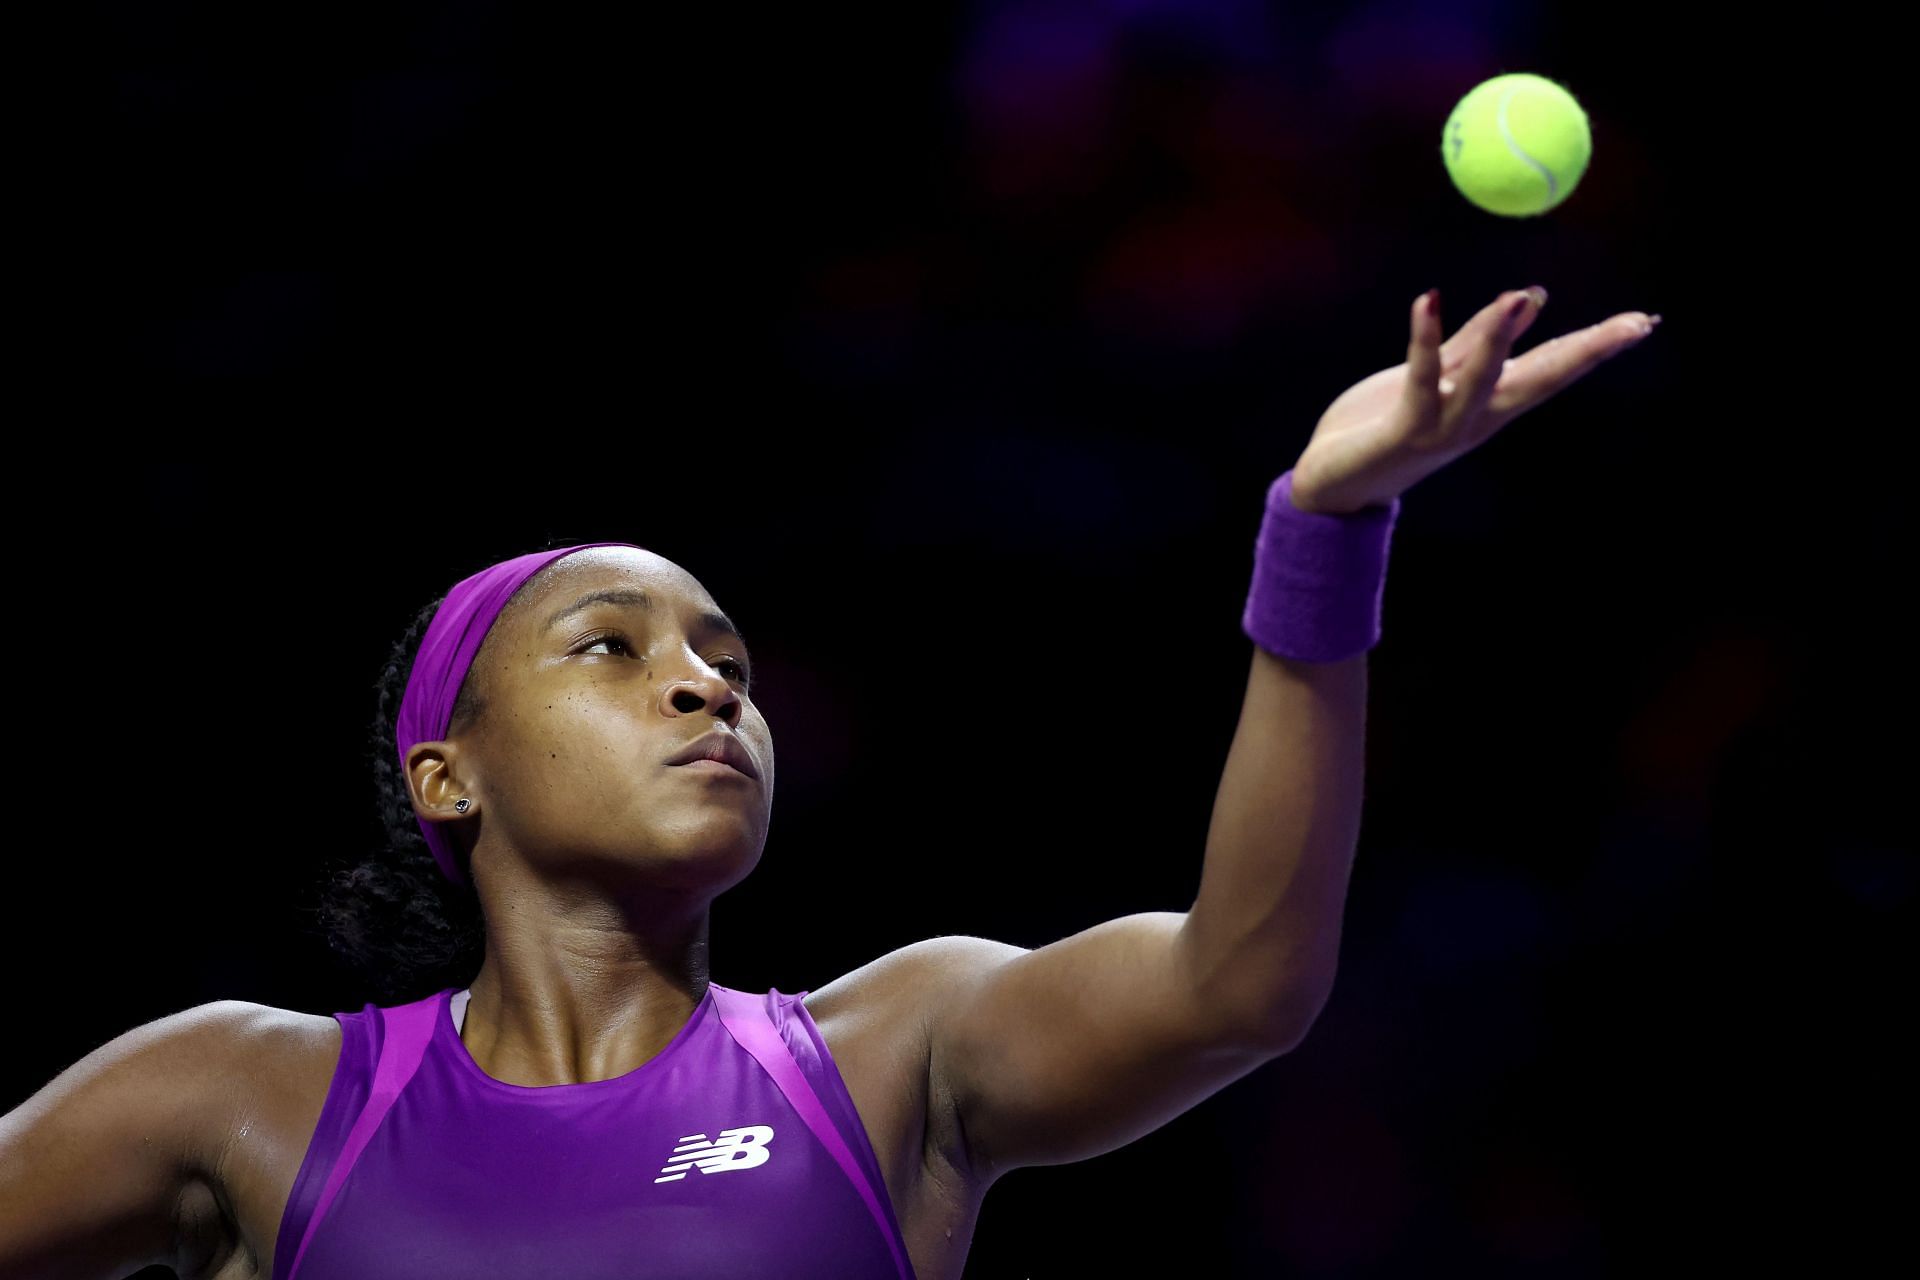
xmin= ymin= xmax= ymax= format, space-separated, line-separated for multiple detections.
xmin=543 ymin=588 xmax=748 ymax=652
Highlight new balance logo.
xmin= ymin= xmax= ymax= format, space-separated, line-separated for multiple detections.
xmin=654 ymin=1125 xmax=775 ymax=1182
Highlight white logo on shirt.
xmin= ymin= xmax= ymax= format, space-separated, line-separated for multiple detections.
xmin=654 ymin=1125 xmax=775 ymax=1182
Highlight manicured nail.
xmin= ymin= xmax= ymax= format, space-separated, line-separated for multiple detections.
xmin=1526 ymin=285 xmax=1549 ymax=307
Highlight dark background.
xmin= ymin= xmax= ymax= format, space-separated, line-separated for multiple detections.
xmin=17 ymin=1 xmax=1899 ymax=1276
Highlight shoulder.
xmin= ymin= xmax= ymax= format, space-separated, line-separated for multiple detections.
xmin=168 ymin=1003 xmax=344 ymax=1279
xmin=110 ymin=1000 xmax=345 ymax=1211
xmin=50 ymin=1000 xmax=339 ymax=1131
xmin=0 ymin=1000 xmax=342 ymax=1277
xmin=140 ymin=1001 xmax=345 ymax=1176
xmin=801 ymin=935 xmax=1029 ymax=1035
xmin=192 ymin=998 xmax=341 ymax=1048
xmin=801 ymin=936 xmax=1028 ymax=1184
xmin=144 ymin=1000 xmax=343 ymax=1093
xmin=208 ymin=1000 xmax=345 ymax=1097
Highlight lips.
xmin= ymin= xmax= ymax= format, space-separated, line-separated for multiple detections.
xmin=666 ymin=731 xmax=760 ymax=781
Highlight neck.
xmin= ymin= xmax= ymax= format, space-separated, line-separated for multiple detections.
xmin=458 ymin=875 xmax=714 ymax=1088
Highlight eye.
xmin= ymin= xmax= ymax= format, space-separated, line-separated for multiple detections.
xmin=577 ymin=633 xmax=752 ymax=689
xmin=577 ymin=633 xmax=634 ymax=657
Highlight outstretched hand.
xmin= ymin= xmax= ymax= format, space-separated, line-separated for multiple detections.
xmin=1288 ymin=287 xmax=1661 ymax=516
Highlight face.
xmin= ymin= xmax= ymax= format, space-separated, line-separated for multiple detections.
xmin=420 ymin=546 xmax=774 ymax=894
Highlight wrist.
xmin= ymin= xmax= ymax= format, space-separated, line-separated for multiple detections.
xmin=1288 ymin=474 xmax=1391 ymax=517
xmin=1240 ymin=469 xmax=1402 ymax=663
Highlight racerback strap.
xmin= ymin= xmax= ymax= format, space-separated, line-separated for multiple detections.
xmin=709 ymin=984 xmax=914 ymax=1280
xmin=286 ymin=994 xmax=440 ymax=1280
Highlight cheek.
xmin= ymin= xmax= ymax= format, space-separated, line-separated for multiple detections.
xmin=503 ymin=695 xmax=639 ymax=783
xmin=500 ymin=716 xmax=652 ymax=831
xmin=754 ymin=723 xmax=774 ymax=788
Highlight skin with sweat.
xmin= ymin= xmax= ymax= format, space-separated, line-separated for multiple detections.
xmin=4 ymin=285 xmax=1662 ymax=1279
xmin=198 ymin=547 xmax=981 ymax=1280
xmin=411 ymin=545 xmax=774 ymax=1089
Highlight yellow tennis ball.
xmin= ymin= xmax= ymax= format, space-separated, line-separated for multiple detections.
xmin=1441 ymin=73 xmax=1591 ymax=217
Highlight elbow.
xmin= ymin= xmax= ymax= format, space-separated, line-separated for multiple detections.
xmin=1179 ymin=919 xmax=1338 ymax=1056
xmin=1240 ymin=978 xmax=1335 ymax=1056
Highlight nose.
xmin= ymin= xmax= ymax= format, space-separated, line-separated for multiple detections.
xmin=665 ymin=661 xmax=743 ymax=726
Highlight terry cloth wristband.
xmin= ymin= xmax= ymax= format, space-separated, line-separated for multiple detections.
xmin=1241 ymin=469 xmax=1402 ymax=663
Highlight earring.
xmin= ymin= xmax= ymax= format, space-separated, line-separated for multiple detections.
xmin=454 ymin=798 xmax=471 ymax=813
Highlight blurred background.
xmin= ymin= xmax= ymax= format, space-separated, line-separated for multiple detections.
xmin=20 ymin=0 xmax=1898 ymax=1276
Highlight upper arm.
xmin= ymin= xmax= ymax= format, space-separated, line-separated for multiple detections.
xmin=0 ymin=1001 xmax=268 ymax=1280
xmin=926 ymin=912 xmax=1302 ymax=1183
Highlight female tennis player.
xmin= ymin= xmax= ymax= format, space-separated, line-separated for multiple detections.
xmin=0 ymin=286 xmax=1656 ymax=1279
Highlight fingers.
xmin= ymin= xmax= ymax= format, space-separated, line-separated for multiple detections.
xmin=1404 ymin=290 xmax=1443 ymax=416
xmin=1440 ymin=288 xmax=1543 ymax=369
xmin=1428 ymin=287 xmax=1543 ymax=402
xmin=1409 ymin=286 xmax=1650 ymax=438
xmin=1442 ymin=291 xmax=1533 ymax=426
xmin=1487 ymin=312 xmax=1655 ymax=420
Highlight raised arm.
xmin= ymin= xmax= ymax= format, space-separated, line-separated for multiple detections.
xmin=924 ymin=648 xmax=1365 ymax=1181
xmin=916 ymin=285 xmax=1658 ymax=1183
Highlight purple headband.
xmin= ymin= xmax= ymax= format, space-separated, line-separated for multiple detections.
xmin=396 ymin=541 xmax=646 ymax=886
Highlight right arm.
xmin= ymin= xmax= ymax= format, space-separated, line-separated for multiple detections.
xmin=0 ymin=1001 xmax=265 ymax=1280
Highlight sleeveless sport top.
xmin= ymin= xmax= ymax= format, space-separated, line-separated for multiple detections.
xmin=270 ymin=983 xmax=918 ymax=1280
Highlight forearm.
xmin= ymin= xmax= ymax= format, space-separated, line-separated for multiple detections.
xmin=1181 ymin=643 xmax=1368 ymax=1047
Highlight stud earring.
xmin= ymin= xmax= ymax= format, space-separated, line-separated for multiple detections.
xmin=454 ymin=798 xmax=471 ymax=813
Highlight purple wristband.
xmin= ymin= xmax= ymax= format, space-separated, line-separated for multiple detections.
xmin=1241 ymin=469 xmax=1402 ymax=663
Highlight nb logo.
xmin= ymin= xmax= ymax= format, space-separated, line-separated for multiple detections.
xmin=654 ymin=1125 xmax=775 ymax=1182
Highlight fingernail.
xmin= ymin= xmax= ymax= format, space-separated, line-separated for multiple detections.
xmin=1526 ymin=285 xmax=1549 ymax=308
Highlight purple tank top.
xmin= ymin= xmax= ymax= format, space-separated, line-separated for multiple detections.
xmin=270 ymin=983 xmax=918 ymax=1279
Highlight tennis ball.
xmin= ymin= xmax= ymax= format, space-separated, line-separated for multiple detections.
xmin=1441 ymin=73 xmax=1591 ymax=217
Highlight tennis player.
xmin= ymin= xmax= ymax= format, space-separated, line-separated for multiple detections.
xmin=0 ymin=287 xmax=1656 ymax=1278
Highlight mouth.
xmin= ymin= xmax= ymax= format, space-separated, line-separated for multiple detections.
xmin=665 ymin=731 xmax=761 ymax=781
xmin=674 ymin=758 xmax=754 ymax=781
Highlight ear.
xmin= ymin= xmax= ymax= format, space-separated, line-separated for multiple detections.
xmin=404 ymin=739 xmax=477 ymax=826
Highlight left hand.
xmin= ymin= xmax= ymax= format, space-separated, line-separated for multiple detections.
xmin=1289 ymin=287 xmax=1660 ymax=515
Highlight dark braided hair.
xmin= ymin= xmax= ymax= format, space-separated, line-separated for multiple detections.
xmin=310 ymin=588 xmax=491 ymax=1006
